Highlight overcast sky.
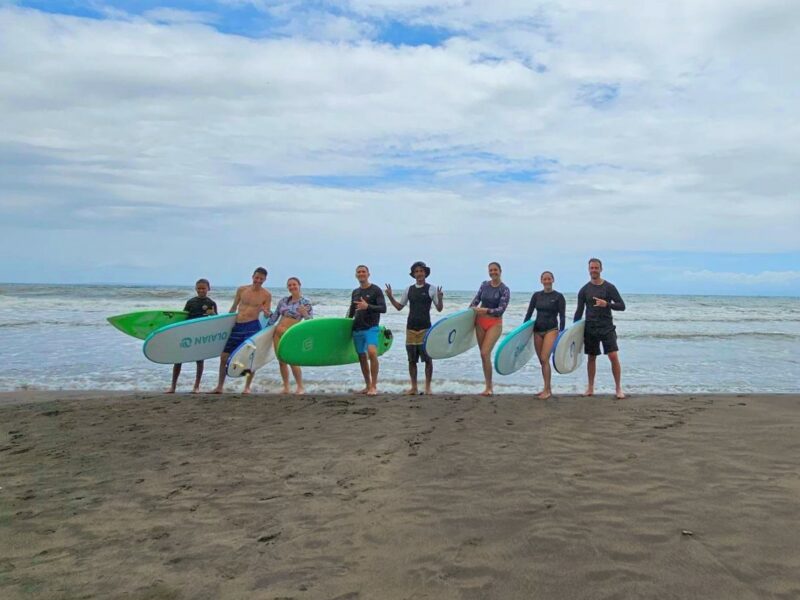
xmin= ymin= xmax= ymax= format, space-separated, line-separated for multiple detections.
xmin=1 ymin=1 xmax=798 ymax=295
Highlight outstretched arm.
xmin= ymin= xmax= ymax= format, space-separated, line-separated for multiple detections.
xmin=574 ymin=289 xmax=585 ymax=322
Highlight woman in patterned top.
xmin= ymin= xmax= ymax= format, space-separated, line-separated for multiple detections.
xmin=470 ymin=262 xmax=511 ymax=396
xmin=244 ymin=277 xmax=313 ymax=394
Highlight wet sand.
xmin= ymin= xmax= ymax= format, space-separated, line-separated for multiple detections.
xmin=1 ymin=391 xmax=799 ymax=599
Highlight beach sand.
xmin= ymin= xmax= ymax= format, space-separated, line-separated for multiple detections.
xmin=1 ymin=391 xmax=799 ymax=599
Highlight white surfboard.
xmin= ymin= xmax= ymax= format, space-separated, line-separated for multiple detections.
xmin=226 ymin=322 xmax=278 ymax=377
xmin=143 ymin=313 xmax=238 ymax=364
xmin=552 ymin=320 xmax=585 ymax=374
xmin=423 ymin=309 xmax=477 ymax=360
xmin=494 ymin=320 xmax=535 ymax=375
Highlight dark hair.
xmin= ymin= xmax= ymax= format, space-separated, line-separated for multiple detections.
xmin=287 ymin=277 xmax=302 ymax=286
xmin=588 ymin=258 xmax=602 ymax=268
xmin=488 ymin=261 xmax=502 ymax=272
xmin=540 ymin=271 xmax=554 ymax=279
xmin=196 ymin=278 xmax=210 ymax=287
xmin=356 ymin=264 xmax=369 ymax=272
xmin=254 ymin=267 xmax=268 ymax=277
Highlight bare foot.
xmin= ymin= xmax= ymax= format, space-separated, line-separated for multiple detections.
xmin=294 ymin=386 xmax=306 ymax=395
xmin=281 ymin=387 xmax=291 ymax=394
xmin=210 ymin=387 xmax=223 ymax=394
xmin=191 ymin=387 xmax=200 ymax=394
xmin=480 ymin=389 xmax=494 ymax=397
xmin=537 ymin=391 xmax=551 ymax=400
xmin=424 ymin=387 xmax=432 ymax=395
xmin=353 ymin=387 xmax=369 ymax=395
xmin=366 ymin=387 xmax=378 ymax=396
xmin=616 ymin=390 xmax=626 ymax=399
xmin=165 ymin=388 xmax=176 ymax=394
xmin=404 ymin=388 xmax=419 ymax=396
xmin=582 ymin=387 xmax=594 ymax=397
xmin=242 ymin=388 xmax=252 ymax=395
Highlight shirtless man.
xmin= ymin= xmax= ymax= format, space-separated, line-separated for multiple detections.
xmin=573 ymin=258 xmax=626 ymax=399
xmin=212 ymin=267 xmax=272 ymax=394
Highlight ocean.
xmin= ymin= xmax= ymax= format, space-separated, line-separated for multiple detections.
xmin=0 ymin=283 xmax=798 ymax=395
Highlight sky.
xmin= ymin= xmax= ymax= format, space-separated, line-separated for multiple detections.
xmin=0 ymin=0 xmax=798 ymax=296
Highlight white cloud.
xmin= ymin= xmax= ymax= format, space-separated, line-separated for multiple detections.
xmin=0 ymin=3 xmax=798 ymax=289
xmin=681 ymin=270 xmax=800 ymax=286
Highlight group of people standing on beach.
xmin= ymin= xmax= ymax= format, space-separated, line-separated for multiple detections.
xmin=167 ymin=258 xmax=626 ymax=399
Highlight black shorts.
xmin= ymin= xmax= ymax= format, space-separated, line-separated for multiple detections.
xmin=584 ymin=324 xmax=618 ymax=355
xmin=406 ymin=344 xmax=431 ymax=363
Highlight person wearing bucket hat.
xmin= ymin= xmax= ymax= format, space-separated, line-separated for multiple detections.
xmin=386 ymin=261 xmax=444 ymax=395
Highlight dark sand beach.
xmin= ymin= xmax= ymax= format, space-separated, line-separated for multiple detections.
xmin=1 ymin=391 xmax=799 ymax=599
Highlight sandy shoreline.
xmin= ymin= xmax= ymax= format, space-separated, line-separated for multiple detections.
xmin=1 ymin=392 xmax=799 ymax=599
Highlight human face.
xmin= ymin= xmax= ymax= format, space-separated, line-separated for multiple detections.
xmin=412 ymin=266 xmax=427 ymax=283
xmin=355 ymin=266 xmax=370 ymax=285
xmin=287 ymin=278 xmax=301 ymax=297
xmin=195 ymin=282 xmax=209 ymax=297
xmin=252 ymin=272 xmax=266 ymax=288
xmin=488 ymin=263 xmax=502 ymax=282
xmin=541 ymin=272 xmax=554 ymax=291
xmin=588 ymin=261 xmax=602 ymax=281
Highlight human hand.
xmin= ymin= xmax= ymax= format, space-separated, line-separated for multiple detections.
xmin=384 ymin=283 xmax=393 ymax=296
xmin=355 ymin=297 xmax=369 ymax=311
xmin=592 ymin=297 xmax=608 ymax=308
xmin=297 ymin=304 xmax=309 ymax=317
xmin=436 ymin=286 xmax=443 ymax=300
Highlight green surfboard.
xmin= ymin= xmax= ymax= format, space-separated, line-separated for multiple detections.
xmin=107 ymin=310 xmax=188 ymax=340
xmin=277 ymin=318 xmax=393 ymax=366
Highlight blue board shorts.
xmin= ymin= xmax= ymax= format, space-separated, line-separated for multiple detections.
xmin=223 ymin=320 xmax=261 ymax=354
xmin=353 ymin=326 xmax=380 ymax=354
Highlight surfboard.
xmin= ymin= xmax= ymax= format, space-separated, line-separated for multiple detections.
xmin=226 ymin=322 xmax=278 ymax=377
xmin=143 ymin=313 xmax=238 ymax=364
xmin=107 ymin=310 xmax=187 ymax=340
xmin=494 ymin=320 xmax=536 ymax=375
xmin=552 ymin=320 xmax=585 ymax=374
xmin=276 ymin=318 xmax=393 ymax=366
xmin=423 ymin=309 xmax=477 ymax=360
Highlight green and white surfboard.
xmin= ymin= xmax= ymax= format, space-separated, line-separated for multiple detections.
xmin=276 ymin=318 xmax=393 ymax=366
xmin=107 ymin=310 xmax=188 ymax=340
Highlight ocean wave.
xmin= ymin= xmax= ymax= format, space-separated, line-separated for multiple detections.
xmin=0 ymin=320 xmax=106 ymax=329
xmin=628 ymin=332 xmax=799 ymax=341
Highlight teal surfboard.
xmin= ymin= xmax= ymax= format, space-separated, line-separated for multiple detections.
xmin=494 ymin=320 xmax=536 ymax=375
xmin=107 ymin=310 xmax=188 ymax=340
xmin=276 ymin=318 xmax=393 ymax=366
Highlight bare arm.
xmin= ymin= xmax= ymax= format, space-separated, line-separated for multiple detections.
xmin=229 ymin=287 xmax=243 ymax=313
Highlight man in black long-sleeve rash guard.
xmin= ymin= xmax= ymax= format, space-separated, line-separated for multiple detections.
xmin=573 ymin=258 xmax=626 ymax=399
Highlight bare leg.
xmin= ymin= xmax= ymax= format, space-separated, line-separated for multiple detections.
xmin=278 ymin=360 xmax=291 ymax=394
xmin=212 ymin=353 xmax=229 ymax=393
xmin=479 ymin=324 xmax=503 ymax=396
xmin=167 ymin=363 xmax=181 ymax=393
xmin=243 ymin=371 xmax=255 ymax=394
xmin=584 ymin=354 xmax=597 ymax=396
xmin=291 ymin=365 xmax=304 ymax=394
xmin=423 ymin=358 xmax=433 ymax=395
xmin=356 ymin=353 xmax=370 ymax=393
xmin=609 ymin=352 xmax=625 ymax=399
xmin=538 ymin=330 xmax=558 ymax=399
xmin=407 ymin=359 xmax=419 ymax=395
xmin=192 ymin=361 xmax=204 ymax=393
xmin=533 ymin=334 xmax=544 ymax=397
xmin=367 ymin=346 xmax=379 ymax=395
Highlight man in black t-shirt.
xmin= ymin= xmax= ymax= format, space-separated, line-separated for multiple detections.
xmin=574 ymin=258 xmax=626 ymax=399
xmin=346 ymin=265 xmax=386 ymax=396
xmin=167 ymin=278 xmax=217 ymax=394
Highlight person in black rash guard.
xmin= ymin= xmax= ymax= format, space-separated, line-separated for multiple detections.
xmin=523 ymin=271 xmax=565 ymax=400
xmin=346 ymin=265 xmax=387 ymax=396
xmin=385 ymin=261 xmax=444 ymax=395
xmin=167 ymin=278 xmax=217 ymax=394
xmin=573 ymin=258 xmax=626 ymax=399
